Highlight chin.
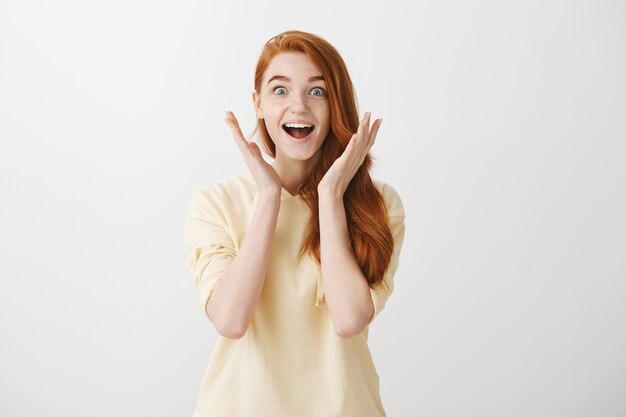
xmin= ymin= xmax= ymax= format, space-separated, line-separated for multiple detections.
xmin=272 ymin=129 xmax=326 ymax=162
xmin=280 ymin=149 xmax=316 ymax=161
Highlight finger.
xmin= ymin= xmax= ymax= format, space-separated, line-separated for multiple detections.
xmin=342 ymin=133 xmax=357 ymax=158
xmin=363 ymin=111 xmax=371 ymax=138
xmin=248 ymin=141 xmax=262 ymax=159
xmin=344 ymin=133 xmax=356 ymax=149
xmin=351 ymin=113 xmax=373 ymax=162
xmin=224 ymin=111 xmax=246 ymax=140
xmin=224 ymin=111 xmax=247 ymax=137
xmin=224 ymin=111 xmax=251 ymax=155
xmin=367 ymin=118 xmax=382 ymax=150
xmin=224 ymin=112 xmax=260 ymax=171
xmin=355 ymin=113 xmax=369 ymax=158
xmin=355 ymin=112 xmax=370 ymax=151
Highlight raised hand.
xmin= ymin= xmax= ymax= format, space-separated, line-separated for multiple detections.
xmin=317 ymin=111 xmax=382 ymax=197
xmin=224 ymin=111 xmax=283 ymax=197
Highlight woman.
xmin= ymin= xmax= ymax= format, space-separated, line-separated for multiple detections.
xmin=184 ymin=30 xmax=406 ymax=417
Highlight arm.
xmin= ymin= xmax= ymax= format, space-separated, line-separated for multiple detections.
xmin=202 ymin=110 xmax=285 ymax=339
xmin=315 ymin=112 xmax=383 ymax=338
xmin=318 ymin=191 xmax=374 ymax=338
xmin=207 ymin=191 xmax=281 ymax=339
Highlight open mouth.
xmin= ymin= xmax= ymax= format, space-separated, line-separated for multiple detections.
xmin=282 ymin=124 xmax=315 ymax=140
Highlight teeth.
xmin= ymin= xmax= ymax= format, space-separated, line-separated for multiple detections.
xmin=284 ymin=123 xmax=313 ymax=128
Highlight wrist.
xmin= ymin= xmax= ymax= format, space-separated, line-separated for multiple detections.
xmin=318 ymin=188 xmax=344 ymax=204
xmin=259 ymin=189 xmax=281 ymax=204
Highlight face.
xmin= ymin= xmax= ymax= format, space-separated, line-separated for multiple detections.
xmin=252 ymin=52 xmax=331 ymax=164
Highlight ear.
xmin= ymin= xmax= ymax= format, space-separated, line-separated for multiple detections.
xmin=252 ymin=90 xmax=263 ymax=119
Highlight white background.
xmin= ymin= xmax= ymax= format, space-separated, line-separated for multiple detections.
xmin=1 ymin=0 xmax=625 ymax=416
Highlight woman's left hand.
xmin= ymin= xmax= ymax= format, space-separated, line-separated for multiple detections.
xmin=317 ymin=111 xmax=382 ymax=197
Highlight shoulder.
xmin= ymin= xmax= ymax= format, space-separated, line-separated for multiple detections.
xmin=371 ymin=178 xmax=405 ymax=218
xmin=188 ymin=170 xmax=257 ymax=214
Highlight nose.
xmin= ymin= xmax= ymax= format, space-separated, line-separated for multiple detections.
xmin=288 ymin=92 xmax=309 ymax=113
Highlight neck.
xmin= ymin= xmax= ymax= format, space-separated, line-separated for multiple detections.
xmin=271 ymin=153 xmax=319 ymax=196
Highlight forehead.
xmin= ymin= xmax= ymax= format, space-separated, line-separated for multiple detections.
xmin=263 ymin=52 xmax=324 ymax=83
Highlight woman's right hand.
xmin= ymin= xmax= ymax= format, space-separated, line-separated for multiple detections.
xmin=224 ymin=111 xmax=283 ymax=198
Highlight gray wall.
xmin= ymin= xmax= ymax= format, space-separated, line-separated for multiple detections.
xmin=1 ymin=0 xmax=624 ymax=416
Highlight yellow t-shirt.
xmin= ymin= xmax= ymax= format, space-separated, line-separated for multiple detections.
xmin=183 ymin=169 xmax=406 ymax=417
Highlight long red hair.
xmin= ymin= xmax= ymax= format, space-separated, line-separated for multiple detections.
xmin=249 ymin=30 xmax=394 ymax=289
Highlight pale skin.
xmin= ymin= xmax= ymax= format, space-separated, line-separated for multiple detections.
xmin=210 ymin=52 xmax=382 ymax=339
xmin=316 ymin=112 xmax=382 ymax=337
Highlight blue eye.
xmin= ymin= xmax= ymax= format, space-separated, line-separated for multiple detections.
xmin=271 ymin=86 xmax=327 ymax=96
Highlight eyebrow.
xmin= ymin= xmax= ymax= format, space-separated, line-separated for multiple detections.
xmin=267 ymin=75 xmax=325 ymax=85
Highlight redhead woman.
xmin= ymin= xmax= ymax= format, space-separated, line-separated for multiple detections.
xmin=183 ymin=30 xmax=406 ymax=417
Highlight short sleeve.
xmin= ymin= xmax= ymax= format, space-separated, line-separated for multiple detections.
xmin=368 ymin=184 xmax=406 ymax=325
xmin=183 ymin=186 xmax=237 ymax=321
